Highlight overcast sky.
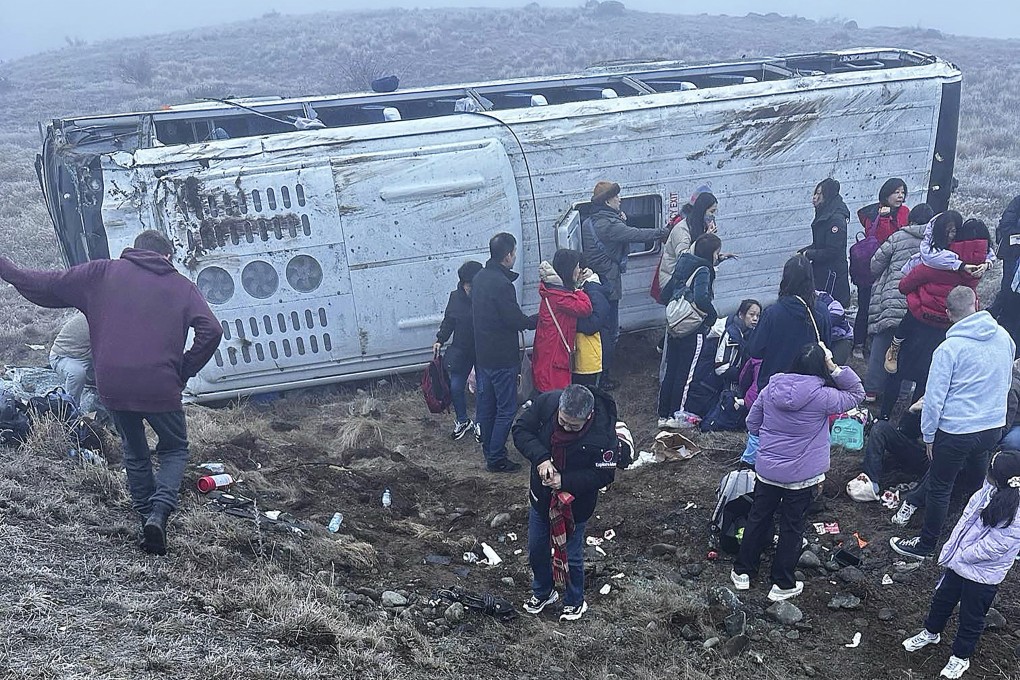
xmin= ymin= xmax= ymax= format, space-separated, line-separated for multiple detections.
xmin=1 ymin=0 xmax=1017 ymax=61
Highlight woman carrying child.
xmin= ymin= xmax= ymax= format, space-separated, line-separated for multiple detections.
xmin=900 ymin=451 xmax=1020 ymax=679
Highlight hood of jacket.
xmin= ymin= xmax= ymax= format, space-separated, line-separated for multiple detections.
xmin=673 ymin=251 xmax=715 ymax=282
xmin=816 ymin=196 xmax=850 ymax=225
xmin=119 ymin=248 xmax=177 ymax=275
xmin=946 ymin=310 xmax=1002 ymax=343
xmin=581 ymin=277 xmax=609 ymax=298
xmin=538 ymin=280 xmax=578 ymax=301
xmin=900 ymin=223 xmax=927 ymax=240
xmin=538 ymin=260 xmax=562 ymax=286
xmin=763 ymin=373 xmax=828 ymax=411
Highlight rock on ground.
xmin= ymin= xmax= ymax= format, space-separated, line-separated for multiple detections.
xmin=381 ymin=591 xmax=408 ymax=607
xmin=766 ymin=601 xmax=804 ymax=625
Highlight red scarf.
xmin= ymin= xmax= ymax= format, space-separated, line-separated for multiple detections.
xmin=548 ymin=416 xmax=593 ymax=587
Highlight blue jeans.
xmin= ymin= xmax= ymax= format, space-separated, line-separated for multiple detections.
xmin=864 ymin=328 xmax=893 ymax=395
xmin=110 ymin=410 xmax=190 ymax=515
xmin=601 ymin=299 xmax=620 ymax=377
xmin=1001 ymin=425 xmax=1020 ymax=451
xmin=475 ymin=366 xmax=518 ymax=466
xmin=528 ymin=506 xmax=587 ymax=607
xmin=449 ymin=369 xmax=470 ymax=424
xmin=49 ymin=352 xmax=93 ymax=405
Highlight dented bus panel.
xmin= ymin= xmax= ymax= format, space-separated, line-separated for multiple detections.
xmin=36 ymin=48 xmax=962 ymax=401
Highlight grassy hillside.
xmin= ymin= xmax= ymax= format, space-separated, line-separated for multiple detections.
xmin=2 ymin=6 xmax=1020 ymax=680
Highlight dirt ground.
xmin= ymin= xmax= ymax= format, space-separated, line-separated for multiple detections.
xmin=2 ymin=331 xmax=1019 ymax=679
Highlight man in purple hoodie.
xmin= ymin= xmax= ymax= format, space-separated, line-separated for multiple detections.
xmin=0 ymin=230 xmax=223 ymax=555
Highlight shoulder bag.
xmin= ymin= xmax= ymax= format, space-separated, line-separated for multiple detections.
xmin=665 ymin=266 xmax=708 ymax=338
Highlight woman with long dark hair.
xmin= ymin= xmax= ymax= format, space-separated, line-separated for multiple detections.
xmin=747 ymin=255 xmax=833 ymax=391
xmin=802 ymin=178 xmax=851 ymax=306
xmin=656 ymin=191 xmax=718 ymax=302
xmin=731 ymin=342 xmax=864 ymax=601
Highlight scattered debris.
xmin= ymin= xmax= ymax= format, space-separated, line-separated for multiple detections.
xmin=382 ymin=488 xmax=392 ymax=508
xmin=26 ymin=344 xmax=46 ymax=351
xmin=586 ymin=536 xmax=604 ymax=547
xmin=490 ymin=512 xmax=511 ymax=529
xmin=436 ymin=586 xmax=517 ymax=621
xmin=844 ymin=631 xmax=862 ymax=648
xmin=611 ymin=573 xmax=625 ymax=579
xmin=852 ymin=531 xmax=868 ymax=549
xmin=653 ymin=431 xmax=701 ymax=460
xmin=479 ymin=542 xmax=502 ymax=566
xmin=327 ymin=512 xmax=344 ymax=532
xmin=197 ymin=473 xmax=234 ymax=493
xmin=506 ymin=532 xmax=518 ymax=541
xmin=463 ymin=552 xmax=480 ymax=564
xmin=198 ymin=462 xmax=225 ymax=474
xmin=599 ymin=584 xmax=611 ymax=595
xmin=881 ymin=574 xmax=893 ymax=585
xmin=603 ymin=529 xmax=616 ymax=541
xmin=683 ymin=501 xmax=696 ymax=511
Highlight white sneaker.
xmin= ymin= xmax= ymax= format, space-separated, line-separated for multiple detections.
xmin=902 ymin=629 xmax=940 ymax=652
xmin=940 ymin=655 xmax=970 ymax=679
xmin=767 ymin=582 xmax=804 ymax=601
xmin=730 ymin=570 xmax=750 ymax=590
xmin=559 ymin=600 xmax=588 ymax=622
xmin=892 ymin=501 xmax=918 ymax=526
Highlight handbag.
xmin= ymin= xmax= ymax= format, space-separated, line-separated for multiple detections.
xmin=544 ymin=298 xmax=578 ymax=373
xmin=517 ymin=332 xmax=534 ymax=404
xmin=665 ymin=266 xmax=708 ymax=338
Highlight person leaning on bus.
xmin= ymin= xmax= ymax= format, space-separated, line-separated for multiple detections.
xmin=581 ymin=181 xmax=668 ymax=390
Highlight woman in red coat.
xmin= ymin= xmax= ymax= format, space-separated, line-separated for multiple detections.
xmin=532 ymin=249 xmax=592 ymax=393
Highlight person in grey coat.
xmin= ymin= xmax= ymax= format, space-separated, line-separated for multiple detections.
xmin=581 ymin=181 xmax=668 ymax=389
xmin=865 ymin=203 xmax=935 ymax=405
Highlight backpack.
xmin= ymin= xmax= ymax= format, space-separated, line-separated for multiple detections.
xmin=700 ymin=389 xmax=747 ymax=433
xmin=0 ymin=389 xmax=31 ymax=447
xmin=421 ymin=354 xmax=452 ymax=414
xmin=615 ymin=420 xmax=635 ymax=469
xmin=27 ymin=387 xmax=104 ymax=452
xmin=849 ymin=230 xmax=880 ymax=287
xmin=665 ymin=266 xmax=708 ymax=338
xmin=710 ymin=469 xmax=756 ymax=554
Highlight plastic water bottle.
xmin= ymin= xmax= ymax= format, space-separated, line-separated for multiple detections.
xmin=382 ymin=489 xmax=392 ymax=508
xmin=327 ymin=512 xmax=344 ymax=533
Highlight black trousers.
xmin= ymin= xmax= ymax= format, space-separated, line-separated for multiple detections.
xmin=925 ymin=568 xmax=999 ymax=659
xmin=734 ymin=480 xmax=814 ymax=590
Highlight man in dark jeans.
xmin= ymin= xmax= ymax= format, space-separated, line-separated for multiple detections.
xmin=471 ymin=232 xmax=537 ymax=472
xmin=846 ymin=406 xmax=927 ymax=507
xmin=891 ymin=287 xmax=1015 ymax=559
xmin=0 ymin=230 xmax=222 ymax=555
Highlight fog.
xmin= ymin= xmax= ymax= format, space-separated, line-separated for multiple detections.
xmin=1 ymin=0 xmax=1017 ymax=61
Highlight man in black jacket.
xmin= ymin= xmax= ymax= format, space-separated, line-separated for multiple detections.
xmin=513 ymin=385 xmax=619 ymax=622
xmin=472 ymin=232 xmax=537 ymax=472
xmin=581 ymin=181 xmax=668 ymax=389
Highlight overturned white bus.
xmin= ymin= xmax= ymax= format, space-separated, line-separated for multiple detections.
xmin=36 ymin=48 xmax=961 ymax=402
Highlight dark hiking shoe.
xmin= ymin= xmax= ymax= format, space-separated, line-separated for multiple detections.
xmin=559 ymin=600 xmax=588 ymax=622
xmin=523 ymin=590 xmax=559 ymax=614
xmin=486 ymin=459 xmax=522 ymax=473
xmin=143 ymin=502 xmax=172 ymax=555
xmin=890 ymin=535 xmax=934 ymax=560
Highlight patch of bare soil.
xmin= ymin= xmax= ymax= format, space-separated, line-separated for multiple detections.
xmin=2 ymin=332 xmax=1019 ymax=679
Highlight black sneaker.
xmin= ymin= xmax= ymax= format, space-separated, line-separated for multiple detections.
xmin=486 ymin=459 xmax=522 ymax=473
xmin=559 ymin=600 xmax=588 ymax=622
xmin=523 ymin=590 xmax=559 ymax=614
xmin=890 ymin=535 xmax=934 ymax=560
xmin=451 ymin=419 xmax=473 ymax=441
xmin=142 ymin=502 xmax=172 ymax=555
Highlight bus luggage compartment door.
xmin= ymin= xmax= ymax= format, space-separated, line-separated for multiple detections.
xmin=162 ymin=163 xmax=361 ymax=394
xmin=331 ymin=139 xmax=522 ymax=365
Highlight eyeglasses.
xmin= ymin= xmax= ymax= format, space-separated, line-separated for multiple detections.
xmin=557 ymin=411 xmax=591 ymax=431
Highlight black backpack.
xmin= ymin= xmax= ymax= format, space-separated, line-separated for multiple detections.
xmin=0 ymin=389 xmax=31 ymax=447
xmin=710 ymin=469 xmax=756 ymax=554
xmin=27 ymin=387 xmax=104 ymax=452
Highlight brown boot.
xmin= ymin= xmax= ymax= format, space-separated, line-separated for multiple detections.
xmin=884 ymin=341 xmax=901 ymax=374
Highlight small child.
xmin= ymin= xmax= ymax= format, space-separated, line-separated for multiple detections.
xmin=901 ymin=451 xmax=1020 ymax=679
xmin=885 ymin=212 xmax=990 ymax=373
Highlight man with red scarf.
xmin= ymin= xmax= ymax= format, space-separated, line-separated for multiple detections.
xmin=512 ymin=384 xmax=619 ymax=622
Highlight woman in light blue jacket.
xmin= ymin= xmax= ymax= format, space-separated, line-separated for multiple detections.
xmin=901 ymin=451 xmax=1020 ymax=680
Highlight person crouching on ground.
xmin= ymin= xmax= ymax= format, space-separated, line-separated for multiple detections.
xmin=0 ymin=230 xmax=222 ymax=556
xmin=902 ymin=451 xmax=1020 ymax=680
xmin=730 ymin=343 xmax=864 ymax=601
xmin=49 ymin=311 xmax=94 ymax=406
xmin=512 ymin=384 xmax=619 ymax=622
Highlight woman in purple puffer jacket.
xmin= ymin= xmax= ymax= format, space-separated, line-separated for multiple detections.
xmin=901 ymin=451 xmax=1020 ymax=680
xmin=730 ymin=342 xmax=864 ymax=602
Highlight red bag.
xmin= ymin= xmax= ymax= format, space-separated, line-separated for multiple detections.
xmin=421 ymin=354 xmax=452 ymax=414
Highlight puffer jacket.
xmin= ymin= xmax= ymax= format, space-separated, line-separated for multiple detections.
xmin=532 ymin=265 xmax=592 ymax=393
xmin=805 ymin=196 xmax=851 ymax=306
xmin=656 ymin=219 xmax=693 ymax=298
xmin=867 ymin=223 xmax=926 ymax=334
xmin=574 ymin=276 xmax=612 ymax=375
xmin=899 ymin=238 xmax=986 ymax=329
xmin=746 ymin=367 xmax=864 ymax=485
xmin=939 ymin=481 xmax=1020 ymax=585
xmin=858 ymin=203 xmax=911 ymax=244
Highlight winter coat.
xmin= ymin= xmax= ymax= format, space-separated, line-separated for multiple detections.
xmin=436 ymin=287 xmax=475 ymax=375
xmin=582 ymin=205 xmax=668 ymax=301
xmin=656 ymin=219 xmax=693 ymax=298
xmin=921 ymin=310 xmax=1016 ymax=443
xmin=747 ymin=295 xmax=833 ymax=390
xmin=858 ymin=203 xmax=911 ymax=245
xmin=715 ymin=314 xmax=752 ymax=384
xmin=804 ymin=196 xmax=851 ymax=306
xmin=899 ymin=239 xmax=986 ymax=329
xmin=471 ymin=259 xmax=537 ymax=370
xmin=746 ymin=367 xmax=865 ymax=485
xmin=817 ymin=290 xmax=853 ymax=343
xmin=1006 ymin=360 xmax=1020 ymax=432
xmin=868 ymin=223 xmax=926 ymax=334
xmin=738 ymin=357 xmax=762 ymax=407
xmin=662 ymin=252 xmax=719 ymax=333
xmin=512 ymin=388 xmax=619 ymax=523
xmin=996 ymin=195 xmax=1020 ymax=263
xmin=532 ymin=270 xmax=593 ymax=393
xmin=575 ymin=276 xmax=612 ymax=375
xmin=939 ymin=481 xmax=1020 ymax=585
xmin=0 ymin=249 xmax=222 ymax=412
